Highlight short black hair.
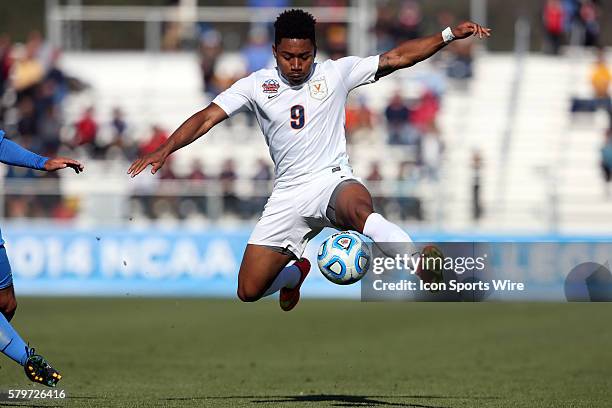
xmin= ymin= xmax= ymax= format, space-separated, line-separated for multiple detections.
xmin=274 ymin=9 xmax=316 ymax=46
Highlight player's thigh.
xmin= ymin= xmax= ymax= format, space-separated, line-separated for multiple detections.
xmin=333 ymin=182 xmax=374 ymax=233
xmin=0 ymin=285 xmax=17 ymax=321
xmin=0 ymin=245 xmax=16 ymax=320
xmin=237 ymin=244 xmax=294 ymax=302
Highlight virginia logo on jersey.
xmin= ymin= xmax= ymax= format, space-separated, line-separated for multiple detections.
xmin=308 ymin=78 xmax=328 ymax=100
xmin=262 ymin=79 xmax=280 ymax=94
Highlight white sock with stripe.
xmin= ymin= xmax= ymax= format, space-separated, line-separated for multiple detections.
xmin=263 ymin=264 xmax=301 ymax=297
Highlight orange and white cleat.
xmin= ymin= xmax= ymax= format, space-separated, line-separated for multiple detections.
xmin=279 ymin=258 xmax=311 ymax=312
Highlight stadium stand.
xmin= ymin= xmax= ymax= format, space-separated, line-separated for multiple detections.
xmin=56 ymin=48 xmax=611 ymax=231
xmin=1 ymin=21 xmax=610 ymax=232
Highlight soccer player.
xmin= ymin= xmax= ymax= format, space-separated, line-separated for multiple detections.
xmin=128 ymin=10 xmax=490 ymax=310
xmin=0 ymin=129 xmax=83 ymax=386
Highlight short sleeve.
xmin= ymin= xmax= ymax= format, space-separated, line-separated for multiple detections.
xmin=212 ymin=74 xmax=255 ymax=117
xmin=333 ymin=55 xmax=380 ymax=92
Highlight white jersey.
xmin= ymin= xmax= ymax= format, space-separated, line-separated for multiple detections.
xmin=212 ymin=55 xmax=380 ymax=188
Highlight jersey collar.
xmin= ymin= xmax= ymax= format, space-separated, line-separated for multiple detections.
xmin=276 ymin=63 xmax=317 ymax=88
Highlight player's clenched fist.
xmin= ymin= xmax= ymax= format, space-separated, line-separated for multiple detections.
xmin=452 ymin=21 xmax=492 ymax=39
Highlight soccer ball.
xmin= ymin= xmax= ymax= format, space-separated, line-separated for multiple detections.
xmin=317 ymin=231 xmax=371 ymax=285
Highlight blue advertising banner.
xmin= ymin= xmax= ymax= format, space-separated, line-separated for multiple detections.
xmin=3 ymin=225 xmax=356 ymax=298
xmin=3 ymin=224 xmax=612 ymax=300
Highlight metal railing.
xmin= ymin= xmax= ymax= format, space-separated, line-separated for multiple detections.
xmin=45 ymin=0 xmax=376 ymax=55
xmin=1 ymin=177 xmax=429 ymax=224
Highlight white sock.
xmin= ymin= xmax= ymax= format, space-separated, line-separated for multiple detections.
xmin=363 ymin=212 xmax=420 ymax=261
xmin=263 ymin=264 xmax=301 ymax=297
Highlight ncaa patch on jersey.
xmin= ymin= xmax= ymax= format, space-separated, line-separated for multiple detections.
xmin=262 ymin=79 xmax=280 ymax=94
xmin=309 ymin=78 xmax=328 ymax=100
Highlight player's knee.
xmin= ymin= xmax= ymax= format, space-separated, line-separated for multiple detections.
xmin=237 ymin=281 xmax=264 ymax=303
xmin=0 ymin=295 xmax=17 ymax=321
xmin=348 ymin=201 xmax=373 ymax=232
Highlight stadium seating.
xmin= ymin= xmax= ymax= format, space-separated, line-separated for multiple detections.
xmin=59 ymin=49 xmax=611 ymax=231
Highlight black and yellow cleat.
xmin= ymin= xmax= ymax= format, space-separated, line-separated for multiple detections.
xmin=24 ymin=348 xmax=62 ymax=387
xmin=416 ymin=245 xmax=445 ymax=290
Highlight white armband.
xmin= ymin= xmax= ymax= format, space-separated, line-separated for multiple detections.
xmin=442 ymin=27 xmax=455 ymax=44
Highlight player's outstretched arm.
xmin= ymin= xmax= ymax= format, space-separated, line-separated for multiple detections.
xmin=43 ymin=157 xmax=84 ymax=173
xmin=375 ymin=21 xmax=491 ymax=79
xmin=127 ymin=103 xmax=228 ymax=177
xmin=0 ymin=132 xmax=83 ymax=173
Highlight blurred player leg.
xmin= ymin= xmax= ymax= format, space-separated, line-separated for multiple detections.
xmin=0 ymin=246 xmax=29 ymax=366
xmin=237 ymin=244 xmax=298 ymax=302
xmin=0 ymin=247 xmax=62 ymax=387
xmin=0 ymin=245 xmax=16 ymax=319
xmin=0 ymin=285 xmax=29 ymax=365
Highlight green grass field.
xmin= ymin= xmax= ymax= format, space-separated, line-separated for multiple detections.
xmin=1 ymin=298 xmax=611 ymax=407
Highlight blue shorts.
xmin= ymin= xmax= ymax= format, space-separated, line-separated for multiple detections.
xmin=0 ymin=245 xmax=13 ymax=289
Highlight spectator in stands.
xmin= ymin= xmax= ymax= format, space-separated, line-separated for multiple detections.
xmin=52 ymin=197 xmax=78 ymax=220
xmin=45 ymin=49 xmax=69 ymax=104
xmin=219 ymin=159 xmax=241 ymax=217
xmin=188 ymin=159 xmax=209 ymax=181
xmin=198 ymin=29 xmax=223 ymax=98
xmin=25 ymin=31 xmax=54 ymax=71
xmin=367 ymin=161 xmax=383 ymax=183
xmin=395 ymin=161 xmax=422 ymax=220
xmin=393 ymin=0 xmax=422 ymax=42
xmin=246 ymin=0 xmax=289 ymax=36
xmin=10 ymin=43 xmax=44 ymax=93
xmin=34 ymin=78 xmax=57 ymax=118
xmin=6 ymin=197 xmax=29 ymax=219
xmin=345 ymin=96 xmax=375 ymax=144
xmin=139 ymin=125 xmax=169 ymax=156
xmin=543 ymin=0 xmax=565 ymax=55
xmin=159 ymin=163 xmax=177 ymax=180
xmin=241 ymin=25 xmax=272 ymax=74
xmin=420 ymin=131 xmax=443 ymax=181
xmin=601 ymin=129 xmax=612 ymax=197
xmin=38 ymin=104 xmax=62 ymax=156
xmin=384 ymin=92 xmax=416 ymax=145
xmin=185 ymin=159 xmax=209 ymax=217
xmin=103 ymin=107 xmax=136 ymax=160
xmin=250 ymin=158 xmax=272 ymax=216
xmin=73 ymin=107 xmax=98 ymax=153
xmin=579 ymin=0 xmax=600 ymax=47
xmin=374 ymin=3 xmax=396 ymax=53
xmin=325 ymin=25 xmax=348 ymax=60
xmin=161 ymin=0 xmax=183 ymax=51
xmin=471 ymin=150 xmax=483 ymax=220
xmin=590 ymin=47 xmax=612 ymax=126
xmin=0 ymin=34 xmax=11 ymax=94
xmin=562 ymin=0 xmax=580 ymax=30
xmin=436 ymin=11 xmax=473 ymax=82
xmin=446 ymin=37 xmax=474 ymax=81
xmin=1 ymin=31 xmax=83 ymax=220
xmin=17 ymin=96 xmax=37 ymax=140
xmin=111 ymin=107 xmax=127 ymax=139
xmin=314 ymin=0 xmax=347 ymax=5
xmin=248 ymin=0 xmax=289 ymax=7
xmin=252 ymin=158 xmax=272 ymax=184
xmin=240 ymin=25 xmax=273 ymax=127
xmin=411 ymin=90 xmax=440 ymax=136
xmin=366 ymin=162 xmax=386 ymax=215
